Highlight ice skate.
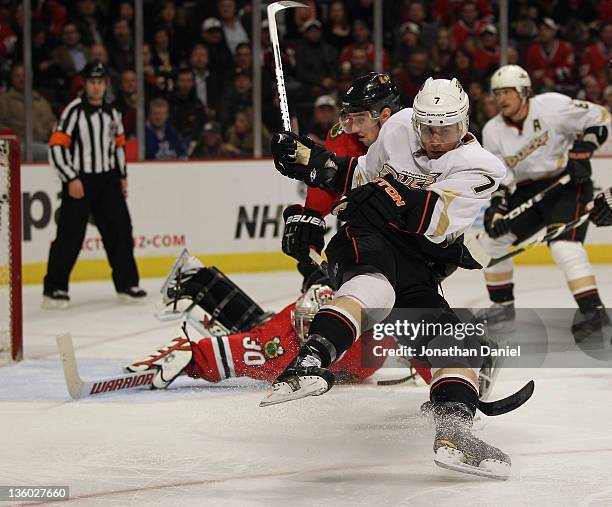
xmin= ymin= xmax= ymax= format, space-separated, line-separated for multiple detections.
xmin=475 ymin=302 xmax=515 ymax=332
xmin=571 ymin=307 xmax=612 ymax=344
xmin=117 ymin=286 xmax=147 ymax=304
xmin=260 ymin=344 xmax=335 ymax=407
xmin=125 ymin=336 xmax=193 ymax=389
xmin=432 ymin=402 xmax=510 ymax=480
xmin=41 ymin=290 xmax=70 ymax=310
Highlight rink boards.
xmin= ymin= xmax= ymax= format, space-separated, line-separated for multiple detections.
xmin=19 ymin=158 xmax=612 ymax=284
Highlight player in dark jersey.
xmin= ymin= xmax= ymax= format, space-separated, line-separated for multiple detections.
xmin=282 ymin=73 xmax=402 ymax=291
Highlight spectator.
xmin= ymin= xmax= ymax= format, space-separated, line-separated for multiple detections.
xmin=472 ymin=24 xmax=500 ymax=74
xmin=217 ymin=0 xmax=249 ymax=55
xmin=451 ymin=0 xmax=488 ymax=51
xmin=223 ymin=109 xmax=271 ymax=157
xmin=295 ymin=19 xmax=339 ymax=98
xmin=338 ymin=47 xmax=373 ymax=95
xmin=396 ymin=47 xmax=429 ymax=104
xmin=190 ymin=43 xmax=224 ymax=114
xmin=0 ymin=63 xmax=56 ymax=161
xmin=472 ymin=92 xmax=498 ymax=142
xmin=67 ymin=43 xmax=119 ymax=102
xmin=429 ymin=26 xmax=454 ymax=76
xmin=217 ymin=70 xmax=253 ymax=129
xmin=576 ymin=75 xmax=604 ymax=104
xmin=153 ymin=0 xmax=187 ymax=62
xmin=507 ymin=46 xmax=520 ymax=65
xmin=30 ymin=21 xmax=64 ymax=98
xmin=339 ymin=20 xmax=390 ymax=73
xmin=51 ymin=22 xmax=90 ymax=78
xmin=580 ymin=21 xmax=612 ymax=87
xmin=151 ymin=25 xmax=175 ymax=80
xmin=526 ymin=17 xmax=576 ymax=93
xmin=287 ymin=0 xmax=318 ymax=40
xmin=145 ymin=97 xmax=186 ymax=160
xmin=72 ymin=0 xmax=105 ymax=46
xmin=200 ymin=17 xmax=233 ymax=80
xmin=323 ymin=0 xmax=352 ymax=51
xmin=32 ymin=0 xmax=66 ymax=44
xmin=108 ymin=17 xmax=134 ymax=72
xmin=115 ymin=1 xmax=134 ymax=25
xmin=115 ymin=69 xmax=137 ymax=138
xmin=142 ymin=42 xmax=165 ymax=95
xmin=433 ymin=0 xmax=492 ymax=26
xmin=234 ymin=41 xmax=252 ymax=75
xmin=307 ymin=95 xmax=338 ymax=145
xmin=442 ymin=48 xmax=482 ymax=89
xmin=400 ymin=0 xmax=438 ymax=48
xmin=190 ymin=120 xmax=232 ymax=158
xmin=393 ymin=22 xmax=421 ymax=71
xmin=168 ymin=67 xmax=207 ymax=153
xmin=604 ymin=85 xmax=612 ymax=111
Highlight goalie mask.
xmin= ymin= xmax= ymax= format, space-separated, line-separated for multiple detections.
xmin=412 ymin=77 xmax=469 ymax=157
xmin=291 ymin=285 xmax=336 ymax=342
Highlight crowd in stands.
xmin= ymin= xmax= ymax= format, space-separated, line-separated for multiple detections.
xmin=2 ymin=0 xmax=612 ymax=161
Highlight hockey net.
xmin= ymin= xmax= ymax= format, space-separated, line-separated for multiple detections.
xmin=0 ymin=133 xmax=22 ymax=363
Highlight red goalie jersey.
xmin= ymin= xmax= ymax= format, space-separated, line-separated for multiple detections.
xmin=184 ymin=303 xmax=393 ymax=384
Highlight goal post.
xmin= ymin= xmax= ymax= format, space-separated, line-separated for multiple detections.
xmin=0 ymin=132 xmax=22 ymax=363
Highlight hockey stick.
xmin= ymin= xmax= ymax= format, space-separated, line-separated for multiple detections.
xmin=267 ymin=1 xmax=306 ymax=132
xmin=504 ymin=174 xmax=570 ymax=221
xmin=56 ymin=333 xmax=154 ymax=399
xmin=377 ymin=369 xmax=417 ymax=386
xmin=478 ymin=380 xmax=534 ymax=416
xmin=467 ymin=212 xmax=591 ymax=268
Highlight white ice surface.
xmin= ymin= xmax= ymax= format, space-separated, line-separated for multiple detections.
xmin=1 ymin=265 xmax=612 ymax=506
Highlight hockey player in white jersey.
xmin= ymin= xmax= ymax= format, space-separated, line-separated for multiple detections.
xmin=267 ymin=77 xmax=514 ymax=480
xmin=480 ymin=64 xmax=611 ymax=341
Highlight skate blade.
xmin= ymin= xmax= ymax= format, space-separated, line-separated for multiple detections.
xmin=259 ymin=376 xmax=329 ymax=407
xmin=434 ymin=447 xmax=510 ymax=481
xmin=117 ymin=294 xmax=148 ymax=305
xmin=41 ymin=297 xmax=70 ymax=310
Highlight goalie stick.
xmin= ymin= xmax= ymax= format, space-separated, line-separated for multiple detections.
xmin=57 ymin=333 xmax=155 ymax=399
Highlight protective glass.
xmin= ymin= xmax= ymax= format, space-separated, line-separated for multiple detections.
xmin=416 ymin=122 xmax=462 ymax=146
xmin=340 ymin=110 xmax=380 ymax=134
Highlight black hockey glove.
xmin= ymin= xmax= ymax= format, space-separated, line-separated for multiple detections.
xmin=590 ymin=187 xmax=612 ymax=226
xmin=282 ymin=204 xmax=326 ymax=262
xmin=567 ymin=139 xmax=596 ymax=185
xmin=484 ymin=186 xmax=511 ymax=239
xmin=271 ymin=132 xmax=337 ymax=187
xmin=333 ymin=175 xmax=440 ymax=234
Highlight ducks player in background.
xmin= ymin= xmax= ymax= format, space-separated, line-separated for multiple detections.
xmin=479 ymin=64 xmax=611 ymax=342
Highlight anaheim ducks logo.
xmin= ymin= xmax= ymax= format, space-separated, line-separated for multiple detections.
xmin=379 ymin=164 xmax=441 ymax=190
xmin=262 ymin=336 xmax=285 ymax=359
xmin=504 ymin=131 xmax=550 ymax=169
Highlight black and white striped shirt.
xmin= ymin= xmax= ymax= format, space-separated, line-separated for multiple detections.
xmin=48 ymin=97 xmax=127 ymax=182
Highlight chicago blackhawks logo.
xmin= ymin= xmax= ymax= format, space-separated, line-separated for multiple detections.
xmin=262 ymin=336 xmax=285 ymax=360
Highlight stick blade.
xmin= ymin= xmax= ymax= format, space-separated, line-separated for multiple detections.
xmin=267 ymin=0 xmax=307 ymax=13
xmin=56 ymin=333 xmax=85 ymax=400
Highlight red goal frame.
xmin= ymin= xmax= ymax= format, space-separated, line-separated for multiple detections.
xmin=1 ymin=131 xmax=22 ymax=361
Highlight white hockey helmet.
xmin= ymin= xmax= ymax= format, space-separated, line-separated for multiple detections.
xmin=291 ymin=285 xmax=336 ymax=342
xmin=412 ymin=77 xmax=469 ymax=149
xmin=490 ymin=64 xmax=531 ymax=97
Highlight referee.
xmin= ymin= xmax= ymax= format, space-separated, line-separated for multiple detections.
xmin=43 ymin=63 xmax=146 ymax=308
